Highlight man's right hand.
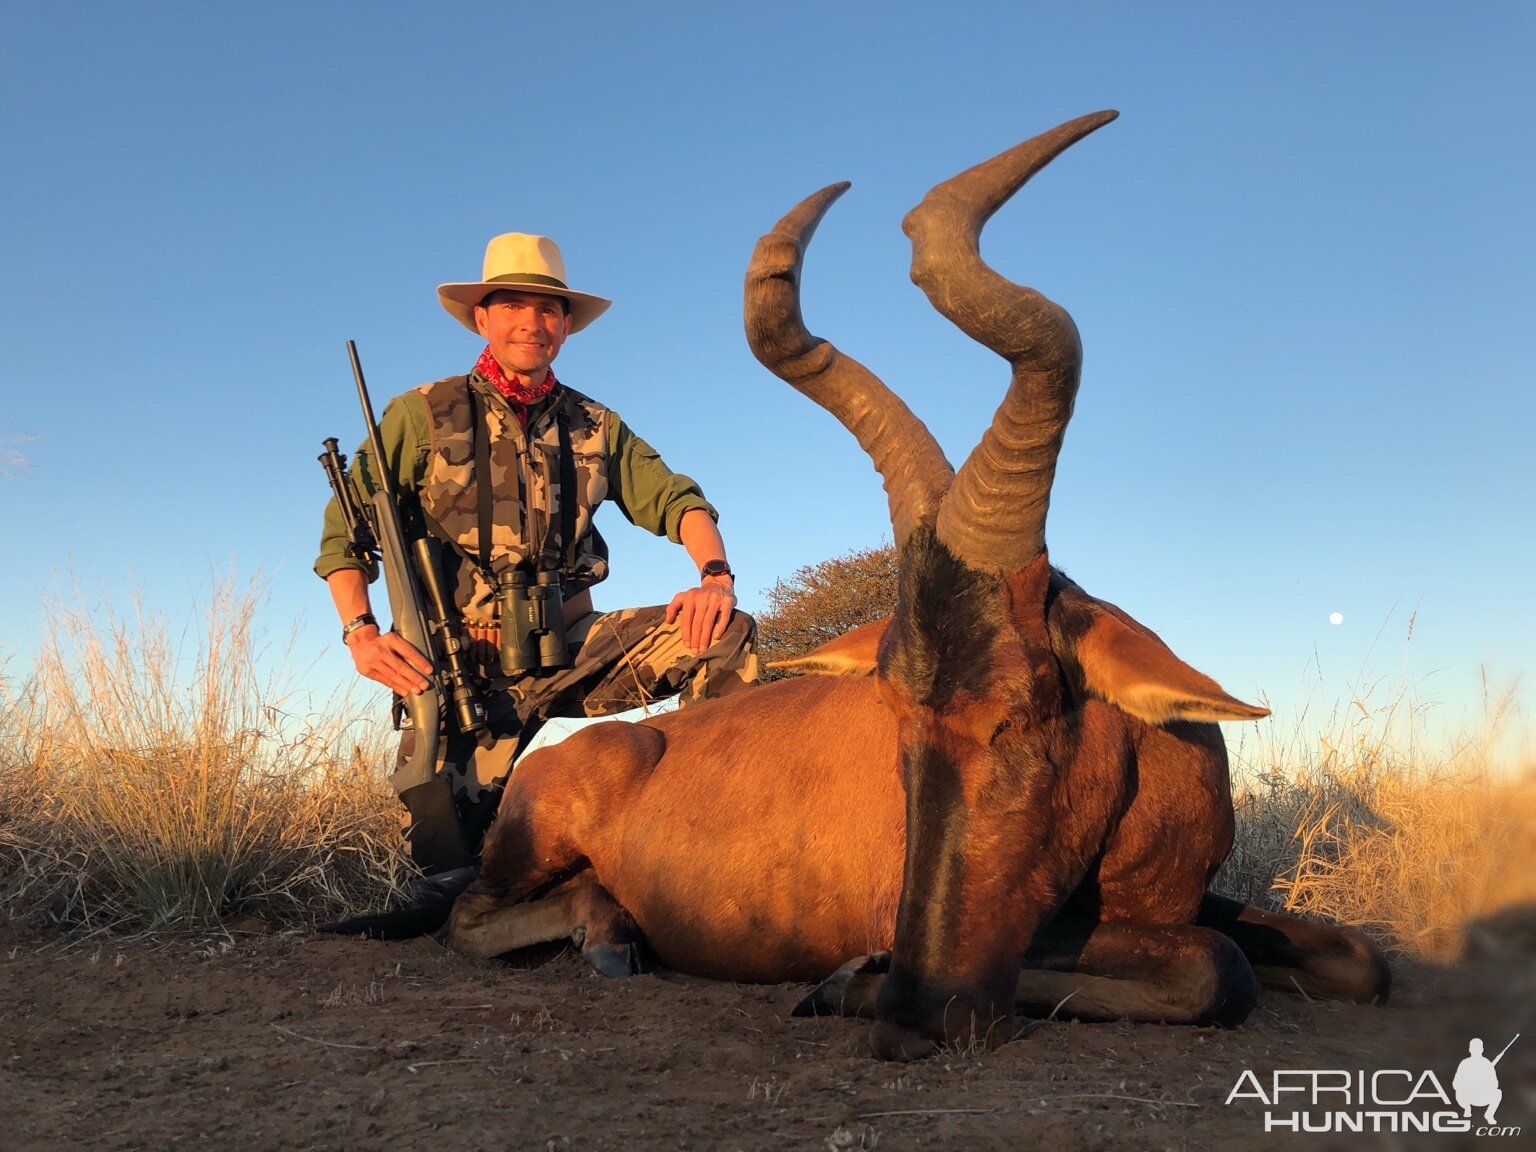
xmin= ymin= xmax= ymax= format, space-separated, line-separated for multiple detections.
xmin=345 ymin=626 xmax=434 ymax=695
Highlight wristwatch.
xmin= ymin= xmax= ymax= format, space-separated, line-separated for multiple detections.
xmin=341 ymin=612 xmax=378 ymax=642
xmin=700 ymin=559 xmax=734 ymax=581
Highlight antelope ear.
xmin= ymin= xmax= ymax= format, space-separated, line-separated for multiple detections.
xmin=766 ymin=618 xmax=889 ymax=677
xmin=1049 ymin=584 xmax=1269 ymax=724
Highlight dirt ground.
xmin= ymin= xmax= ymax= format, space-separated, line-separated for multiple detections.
xmin=2 ymin=921 xmax=1528 ymax=1152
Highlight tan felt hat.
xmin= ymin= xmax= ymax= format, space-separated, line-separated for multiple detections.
xmin=437 ymin=233 xmax=612 ymax=334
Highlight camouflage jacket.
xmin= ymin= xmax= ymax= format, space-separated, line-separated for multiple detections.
xmin=316 ymin=373 xmax=717 ymax=619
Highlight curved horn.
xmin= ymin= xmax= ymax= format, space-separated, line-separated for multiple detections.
xmin=903 ymin=110 xmax=1119 ymax=571
xmin=746 ymin=183 xmax=953 ymax=550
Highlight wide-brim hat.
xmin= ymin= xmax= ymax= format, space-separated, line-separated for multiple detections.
xmin=437 ymin=233 xmax=612 ymax=334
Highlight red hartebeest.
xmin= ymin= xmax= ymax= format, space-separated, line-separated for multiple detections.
xmin=435 ymin=112 xmax=1390 ymax=1060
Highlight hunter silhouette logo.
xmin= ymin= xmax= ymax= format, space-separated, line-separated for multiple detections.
xmin=1225 ymin=1033 xmax=1522 ymax=1136
xmin=1455 ymin=1034 xmax=1518 ymax=1126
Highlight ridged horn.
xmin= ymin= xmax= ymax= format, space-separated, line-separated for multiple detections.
xmin=746 ymin=182 xmax=953 ymax=550
xmin=903 ymin=110 xmax=1119 ymax=571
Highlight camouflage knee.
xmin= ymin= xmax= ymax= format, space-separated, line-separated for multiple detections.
xmin=679 ymin=609 xmax=759 ymax=705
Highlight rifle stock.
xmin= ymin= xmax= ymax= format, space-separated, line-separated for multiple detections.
xmin=370 ymin=488 xmax=444 ymax=794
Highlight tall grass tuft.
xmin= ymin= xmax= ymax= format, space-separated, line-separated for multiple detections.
xmin=2 ymin=583 xmax=1530 ymax=958
xmin=0 ymin=581 xmax=409 ymax=934
xmin=1216 ymin=674 xmax=1535 ymax=961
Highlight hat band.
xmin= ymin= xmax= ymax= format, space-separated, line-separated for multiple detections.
xmin=485 ymin=272 xmax=569 ymax=290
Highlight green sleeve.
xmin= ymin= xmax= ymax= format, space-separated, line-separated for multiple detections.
xmin=604 ymin=414 xmax=717 ymax=542
xmin=313 ymin=392 xmax=433 ymax=580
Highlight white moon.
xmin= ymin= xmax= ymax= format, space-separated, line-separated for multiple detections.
xmin=1328 ymin=612 xmax=1344 ymax=626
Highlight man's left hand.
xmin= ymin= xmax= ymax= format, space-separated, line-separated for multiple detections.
xmin=665 ymin=581 xmax=737 ymax=653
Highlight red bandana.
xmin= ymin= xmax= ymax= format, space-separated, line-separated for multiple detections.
xmin=474 ymin=345 xmax=558 ymax=424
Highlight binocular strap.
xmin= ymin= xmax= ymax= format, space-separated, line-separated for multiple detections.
xmin=465 ymin=380 xmax=580 ymax=580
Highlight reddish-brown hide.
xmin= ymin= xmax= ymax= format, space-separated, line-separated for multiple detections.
xmin=447 ymin=113 xmax=1389 ymax=1060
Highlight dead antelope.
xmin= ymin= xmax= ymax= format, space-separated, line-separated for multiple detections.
xmin=444 ymin=110 xmax=1390 ymax=1060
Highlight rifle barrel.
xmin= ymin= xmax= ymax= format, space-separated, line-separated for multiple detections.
xmin=347 ymin=340 xmax=401 ymax=504
xmin=1491 ymin=1032 xmax=1519 ymax=1066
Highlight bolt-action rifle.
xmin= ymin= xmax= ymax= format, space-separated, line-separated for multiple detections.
xmin=319 ymin=341 xmax=487 ymax=796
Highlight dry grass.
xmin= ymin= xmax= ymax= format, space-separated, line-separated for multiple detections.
xmin=1216 ymin=673 xmax=1535 ymax=961
xmin=2 ymin=585 xmax=1529 ymax=961
xmin=0 ymin=581 xmax=410 ymax=934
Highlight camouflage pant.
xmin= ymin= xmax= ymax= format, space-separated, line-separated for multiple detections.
xmin=396 ymin=605 xmax=758 ymax=851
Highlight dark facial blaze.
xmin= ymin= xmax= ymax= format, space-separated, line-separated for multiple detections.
xmin=882 ymin=526 xmax=1001 ymax=710
xmin=874 ymin=527 xmax=1076 ymax=1056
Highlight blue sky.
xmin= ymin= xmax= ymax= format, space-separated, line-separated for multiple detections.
xmin=2 ymin=2 xmax=1532 ymax=758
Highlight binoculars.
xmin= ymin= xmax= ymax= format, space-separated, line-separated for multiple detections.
xmin=497 ymin=569 xmax=571 ymax=674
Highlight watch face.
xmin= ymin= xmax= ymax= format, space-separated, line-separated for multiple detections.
xmin=702 ymin=560 xmax=732 ymax=578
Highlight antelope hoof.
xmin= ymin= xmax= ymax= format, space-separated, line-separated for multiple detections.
xmin=582 ymin=939 xmax=647 ymax=978
xmin=793 ymin=951 xmax=891 ymax=1018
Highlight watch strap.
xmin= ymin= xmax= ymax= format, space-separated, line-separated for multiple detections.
xmin=342 ymin=612 xmax=378 ymax=642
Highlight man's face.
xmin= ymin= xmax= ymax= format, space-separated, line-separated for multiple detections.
xmin=474 ymin=289 xmax=572 ymax=379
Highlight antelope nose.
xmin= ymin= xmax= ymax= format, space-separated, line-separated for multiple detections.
xmin=870 ymin=1020 xmax=939 ymax=1063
